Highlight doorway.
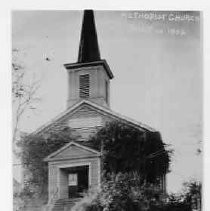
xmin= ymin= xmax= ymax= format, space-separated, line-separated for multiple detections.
xmin=62 ymin=165 xmax=89 ymax=198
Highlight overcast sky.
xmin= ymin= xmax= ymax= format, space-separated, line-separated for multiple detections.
xmin=12 ymin=10 xmax=202 ymax=193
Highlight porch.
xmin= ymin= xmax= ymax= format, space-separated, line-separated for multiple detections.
xmin=44 ymin=142 xmax=101 ymax=205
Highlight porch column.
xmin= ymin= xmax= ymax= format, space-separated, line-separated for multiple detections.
xmin=59 ymin=169 xmax=68 ymax=199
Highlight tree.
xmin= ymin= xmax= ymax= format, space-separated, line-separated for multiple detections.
xmin=12 ymin=48 xmax=42 ymax=211
xmin=12 ymin=48 xmax=40 ymax=144
xmin=183 ymin=180 xmax=202 ymax=211
xmin=89 ymin=120 xmax=171 ymax=184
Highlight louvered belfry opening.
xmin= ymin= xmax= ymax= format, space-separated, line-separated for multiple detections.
xmin=79 ymin=74 xmax=90 ymax=98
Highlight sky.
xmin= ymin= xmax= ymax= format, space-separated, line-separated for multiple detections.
xmin=12 ymin=10 xmax=202 ymax=193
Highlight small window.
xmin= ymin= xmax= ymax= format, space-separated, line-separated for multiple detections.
xmin=68 ymin=174 xmax=78 ymax=186
xmin=79 ymin=74 xmax=90 ymax=98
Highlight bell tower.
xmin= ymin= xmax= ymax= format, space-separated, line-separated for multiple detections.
xmin=64 ymin=10 xmax=114 ymax=108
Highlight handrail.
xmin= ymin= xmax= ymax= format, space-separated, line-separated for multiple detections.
xmin=47 ymin=186 xmax=59 ymax=210
xmin=51 ymin=186 xmax=59 ymax=203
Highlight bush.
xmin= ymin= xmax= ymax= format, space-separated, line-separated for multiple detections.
xmin=150 ymin=180 xmax=202 ymax=211
xmin=83 ymin=176 xmax=201 ymax=211
xmin=17 ymin=123 xmax=77 ymax=203
xmin=86 ymin=172 xmax=163 ymax=211
xmin=71 ymin=190 xmax=102 ymax=211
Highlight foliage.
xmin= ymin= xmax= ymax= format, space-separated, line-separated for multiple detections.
xmin=182 ymin=180 xmax=202 ymax=210
xmin=149 ymin=180 xmax=202 ymax=211
xmin=89 ymin=121 xmax=172 ymax=183
xmin=183 ymin=180 xmax=202 ymax=198
xmin=148 ymin=194 xmax=190 ymax=211
xmin=17 ymin=123 xmax=77 ymax=200
xmin=83 ymin=178 xmax=201 ymax=211
xmin=82 ymin=121 xmax=202 ymax=211
xmin=12 ymin=48 xmax=40 ymax=144
xmin=71 ymin=190 xmax=100 ymax=211
xmin=83 ymin=172 xmax=163 ymax=211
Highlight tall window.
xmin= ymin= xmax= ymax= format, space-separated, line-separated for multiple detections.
xmin=105 ymin=80 xmax=108 ymax=103
xmin=79 ymin=74 xmax=90 ymax=98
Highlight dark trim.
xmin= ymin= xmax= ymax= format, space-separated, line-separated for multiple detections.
xmin=64 ymin=59 xmax=114 ymax=79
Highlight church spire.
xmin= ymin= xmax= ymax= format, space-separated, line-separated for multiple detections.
xmin=77 ymin=10 xmax=101 ymax=63
xmin=64 ymin=9 xmax=113 ymax=108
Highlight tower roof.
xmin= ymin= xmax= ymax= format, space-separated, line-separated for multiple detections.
xmin=77 ymin=10 xmax=101 ymax=63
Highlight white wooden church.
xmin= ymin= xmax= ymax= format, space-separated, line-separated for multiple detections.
xmin=28 ymin=10 xmax=166 ymax=211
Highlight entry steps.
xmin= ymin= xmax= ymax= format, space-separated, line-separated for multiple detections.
xmin=52 ymin=198 xmax=81 ymax=211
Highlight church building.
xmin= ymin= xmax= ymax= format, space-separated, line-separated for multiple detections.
xmin=30 ymin=10 xmax=166 ymax=210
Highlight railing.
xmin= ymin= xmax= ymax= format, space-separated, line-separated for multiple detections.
xmin=45 ymin=187 xmax=59 ymax=211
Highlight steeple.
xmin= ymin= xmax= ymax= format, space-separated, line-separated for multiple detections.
xmin=77 ymin=10 xmax=101 ymax=63
xmin=64 ymin=10 xmax=114 ymax=108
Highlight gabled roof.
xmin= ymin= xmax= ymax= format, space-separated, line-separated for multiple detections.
xmin=44 ymin=141 xmax=100 ymax=162
xmin=32 ymin=99 xmax=156 ymax=136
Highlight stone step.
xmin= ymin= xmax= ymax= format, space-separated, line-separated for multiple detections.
xmin=55 ymin=199 xmax=80 ymax=204
xmin=52 ymin=198 xmax=81 ymax=211
xmin=56 ymin=198 xmax=80 ymax=202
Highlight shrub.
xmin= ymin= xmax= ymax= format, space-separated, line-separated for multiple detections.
xmin=17 ymin=123 xmax=77 ymax=203
xmin=87 ymin=172 xmax=163 ymax=211
xmin=84 ymin=176 xmax=201 ymax=211
xmin=71 ymin=190 xmax=101 ymax=211
xmin=150 ymin=180 xmax=202 ymax=211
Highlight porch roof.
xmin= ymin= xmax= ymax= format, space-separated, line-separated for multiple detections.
xmin=44 ymin=141 xmax=101 ymax=162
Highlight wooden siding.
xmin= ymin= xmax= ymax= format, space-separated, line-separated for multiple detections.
xmin=69 ymin=116 xmax=103 ymax=128
xmin=57 ymin=104 xmax=114 ymax=141
xmin=48 ymin=164 xmax=59 ymax=201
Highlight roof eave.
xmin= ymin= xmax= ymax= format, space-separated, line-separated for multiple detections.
xmin=32 ymin=99 xmax=156 ymax=137
xmin=64 ymin=59 xmax=114 ymax=79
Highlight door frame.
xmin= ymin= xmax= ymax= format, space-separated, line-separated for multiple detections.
xmin=57 ymin=162 xmax=91 ymax=198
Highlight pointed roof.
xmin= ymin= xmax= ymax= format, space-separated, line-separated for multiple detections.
xmin=44 ymin=141 xmax=100 ymax=162
xmin=77 ymin=10 xmax=101 ymax=63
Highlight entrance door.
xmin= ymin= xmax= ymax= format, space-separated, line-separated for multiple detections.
xmin=77 ymin=165 xmax=89 ymax=193
xmin=67 ymin=165 xmax=89 ymax=198
xmin=68 ymin=173 xmax=78 ymax=197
